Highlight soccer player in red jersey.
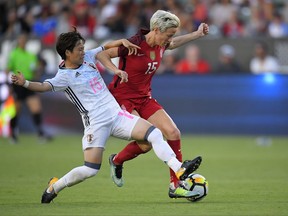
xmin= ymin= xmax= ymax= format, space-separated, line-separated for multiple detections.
xmin=97 ymin=10 xmax=209 ymax=198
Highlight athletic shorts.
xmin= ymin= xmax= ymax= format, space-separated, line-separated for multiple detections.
xmin=82 ymin=110 xmax=140 ymax=150
xmin=12 ymin=85 xmax=36 ymax=101
xmin=115 ymin=97 xmax=163 ymax=120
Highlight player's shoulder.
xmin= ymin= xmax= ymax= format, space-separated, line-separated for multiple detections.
xmin=56 ymin=62 xmax=70 ymax=75
xmin=85 ymin=46 xmax=104 ymax=56
xmin=128 ymin=29 xmax=149 ymax=46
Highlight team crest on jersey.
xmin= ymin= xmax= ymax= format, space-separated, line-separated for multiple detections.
xmin=150 ymin=51 xmax=156 ymax=60
xmin=87 ymin=134 xmax=94 ymax=143
xmin=75 ymin=72 xmax=81 ymax=77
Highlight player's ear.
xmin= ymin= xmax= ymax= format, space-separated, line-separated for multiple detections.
xmin=65 ymin=50 xmax=71 ymax=57
xmin=152 ymin=27 xmax=159 ymax=34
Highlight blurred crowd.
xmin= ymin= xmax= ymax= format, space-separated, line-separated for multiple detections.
xmin=1 ymin=0 xmax=287 ymax=140
xmin=0 ymin=0 xmax=288 ymax=75
xmin=1 ymin=0 xmax=288 ymax=41
xmin=158 ymin=41 xmax=281 ymax=75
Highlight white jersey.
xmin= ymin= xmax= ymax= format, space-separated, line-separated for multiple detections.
xmin=45 ymin=47 xmax=121 ymax=129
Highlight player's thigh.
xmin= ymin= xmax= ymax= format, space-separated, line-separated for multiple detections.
xmin=82 ymin=124 xmax=110 ymax=151
xmin=112 ymin=110 xmax=151 ymax=141
xmin=131 ymin=110 xmax=152 ymax=151
xmin=131 ymin=118 xmax=153 ymax=141
xmin=131 ymin=110 xmax=152 ymax=140
xmin=147 ymin=109 xmax=180 ymax=138
xmin=131 ymin=109 xmax=140 ymax=116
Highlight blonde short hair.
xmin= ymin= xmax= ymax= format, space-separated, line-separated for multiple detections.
xmin=150 ymin=10 xmax=180 ymax=32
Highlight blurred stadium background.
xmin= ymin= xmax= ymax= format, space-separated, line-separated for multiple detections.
xmin=0 ymin=2 xmax=288 ymax=215
xmin=0 ymin=0 xmax=288 ymax=138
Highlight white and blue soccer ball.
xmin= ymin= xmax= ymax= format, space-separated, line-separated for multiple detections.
xmin=183 ymin=173 xmax=208 ymax=202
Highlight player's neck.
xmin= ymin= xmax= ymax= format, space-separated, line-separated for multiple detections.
xmin=63 ymin=61 xmax=81 ymax=69
xmin=145 ymin=32 xmax=156 ymax=47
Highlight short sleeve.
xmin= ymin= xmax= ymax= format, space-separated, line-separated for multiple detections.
xmin=44 ymin=71 xmax=69 ymax=92
xmin=85 ymin=46 xmax=104 ymax=62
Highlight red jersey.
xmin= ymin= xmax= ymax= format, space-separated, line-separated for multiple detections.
xmin=108 ymin=29 xmax=166 ymax=100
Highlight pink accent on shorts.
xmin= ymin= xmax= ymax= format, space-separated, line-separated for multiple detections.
xmin=118 ymin=110 xmax=134 ymax=119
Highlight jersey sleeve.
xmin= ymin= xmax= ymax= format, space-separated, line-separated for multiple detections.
xmin=118 ymin=44 xmax=129 ymax=57
xmin=44 ymin=71 xmax=69 ymax=92
xmin=85 ymin=46 xmax=104 ymax=62
xmin=118 ymin=34 xmax=141 ymax=57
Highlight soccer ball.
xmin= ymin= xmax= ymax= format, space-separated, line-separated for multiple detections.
xmin=183 ymin=173 xmax=208 ymax=202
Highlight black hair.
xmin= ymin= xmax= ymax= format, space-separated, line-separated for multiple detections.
xmin=56 ymin=27 xmax=85 ymax=60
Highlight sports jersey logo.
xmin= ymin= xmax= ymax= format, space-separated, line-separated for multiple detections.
xmin=75 ymin=72 xmax=81 ymax=77
xmin=87 ymin=134 xmax=94 ymax=143
xmin=150 ymin=51 xmax=156 ymax=60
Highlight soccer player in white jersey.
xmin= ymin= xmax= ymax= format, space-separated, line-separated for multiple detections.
xmin=11 ymin=28 xmax=202 ymax=203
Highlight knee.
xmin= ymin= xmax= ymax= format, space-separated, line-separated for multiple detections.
xmin=138 ymin=143 xmax=152 ymax=152
xmin=163 ymin=127 xmax=181 ymax=140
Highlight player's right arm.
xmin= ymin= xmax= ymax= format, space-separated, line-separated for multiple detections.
xmin=96 ymin=48 xmax=128 ymax=84
xmin=103 ymin=39 xmax=140 ymax=55
xmin=11 ymin=71 xmax=52 ymax=92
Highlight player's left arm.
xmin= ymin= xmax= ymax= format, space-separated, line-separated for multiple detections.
xmin=167 ymin=23 xmax=209 ymax=50
xmin=103 ymin=39 xmax=140 ymax=55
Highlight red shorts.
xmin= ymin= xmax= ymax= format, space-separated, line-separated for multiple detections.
xmin=115 ymin=97 xmax=163 ymax=120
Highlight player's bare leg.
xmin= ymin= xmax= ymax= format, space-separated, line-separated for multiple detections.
xmin=115 ymin=118 xmax=200 ymax=198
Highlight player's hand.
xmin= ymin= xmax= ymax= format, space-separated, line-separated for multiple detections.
xmin=11 ymin=71 xmax=25 ymax=86
xmin=197 ymin=23 xmax=209 ymax=36
xmin=121 ymin=39 xmax=141 ymax=55
xmin=115 ymin=69 xmax=128 ymax=83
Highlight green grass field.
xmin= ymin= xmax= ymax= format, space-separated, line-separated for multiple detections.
xmin=0 ymin=135 xmax=287 ymax=216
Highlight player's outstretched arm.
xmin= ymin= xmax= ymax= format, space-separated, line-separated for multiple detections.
xmin=11 ymin=71 xmax=52 ymax=92
xmin=168 ymin=23 xmax=209 ymax=50
xmin=103 ymin=39 xmax=140 ymax=55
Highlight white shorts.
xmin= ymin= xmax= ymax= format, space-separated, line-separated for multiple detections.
xmin=82 ymin=110 xmax=140 ymax=150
